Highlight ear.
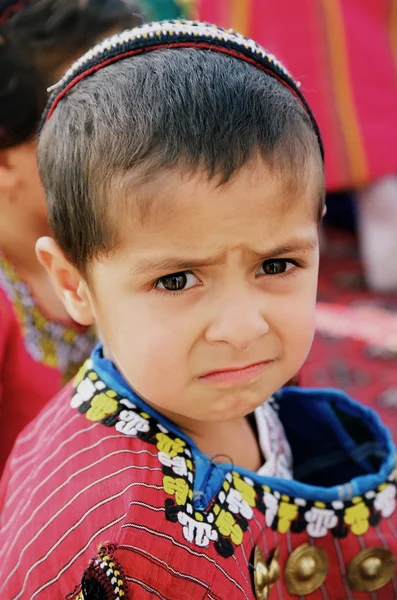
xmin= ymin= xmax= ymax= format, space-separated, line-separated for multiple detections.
xmin=322 ymin=204 xmax=327 ymax=217
xmin=36 ymin=237 xmax=95 ymax=326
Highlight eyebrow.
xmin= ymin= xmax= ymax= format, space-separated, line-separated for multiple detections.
xmin=132 ymin=238 xmax=318 ymax=276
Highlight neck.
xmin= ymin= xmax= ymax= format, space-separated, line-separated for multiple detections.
xmin=154 ymin=403 xmax=262 ymax=471
xmin=0 ymin=203 xmax=50 ymax=275
xmin=191 ymin=417 xmax=262 ymax=472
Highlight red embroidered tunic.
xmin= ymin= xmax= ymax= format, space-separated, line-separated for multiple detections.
xmin=0 ymin=348 xmax=396 ymax=599
xmin=0 ymin=253 xmax=95 ymax=471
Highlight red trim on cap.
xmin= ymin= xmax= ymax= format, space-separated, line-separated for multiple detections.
xmin=45 ymin=41 xmax=302 ymax=122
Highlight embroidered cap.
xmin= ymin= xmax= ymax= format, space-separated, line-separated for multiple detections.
xmin=41 ymin=19 xmax=324 ymax=159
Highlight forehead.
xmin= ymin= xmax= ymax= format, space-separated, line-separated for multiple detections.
xmin=111 ymin=158 xmax=323 ymax=253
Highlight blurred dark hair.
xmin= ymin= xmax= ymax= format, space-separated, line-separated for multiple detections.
xmin=0 ymin=0 xmax=143 ymax=147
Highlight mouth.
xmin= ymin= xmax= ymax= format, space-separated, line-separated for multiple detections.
xmin=198 ymin=360 xmax=274 ymax=385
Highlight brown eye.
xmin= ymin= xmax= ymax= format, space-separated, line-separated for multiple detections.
xmin=155 ymin=271 xmax=199 ymax=292
xmin=258 ymin=259 xmax=297 ymax=277
xmin=262 ymin=260 xmax=288 ymax=275
xmin=158 ymin=272 xmax=187 ymax=291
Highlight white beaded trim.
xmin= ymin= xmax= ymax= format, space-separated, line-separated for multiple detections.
xmin=47 ymin=20 xmax=297 ymax=94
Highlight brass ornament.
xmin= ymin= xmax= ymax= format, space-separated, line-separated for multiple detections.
xmin=347 ymin=547 xmax=396 ymax=592
xmin=285 ymin=544 xmax=329 ymax=595
xmin=253 ymin=546 xmax=281 ymax=600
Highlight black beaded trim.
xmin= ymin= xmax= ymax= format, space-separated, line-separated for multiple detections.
xmin=67 ymin=543 xmax=128 ymax=600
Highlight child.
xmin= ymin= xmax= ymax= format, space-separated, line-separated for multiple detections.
xmin=0 ymin=0 xmax=142 ymax=470
xmin=1 ymin=20 xmax=396 ymax=599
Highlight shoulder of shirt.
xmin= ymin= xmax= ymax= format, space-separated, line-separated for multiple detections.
xmin=0 ymin=380 xmax=150 ymax=510
xmin=0 ymin=375 xmax=163 ymax=596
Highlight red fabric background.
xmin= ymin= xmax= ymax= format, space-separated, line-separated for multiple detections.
xmin=197 ymin=0 xmax=397 ymax=191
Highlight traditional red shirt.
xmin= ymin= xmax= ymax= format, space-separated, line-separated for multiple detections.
xmin=0 ymin=346 xmax=396 ymax=599
xmin=0 ymin=253 xmax=95 ymax=471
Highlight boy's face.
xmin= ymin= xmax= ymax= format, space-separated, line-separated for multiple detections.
xmin=75 ymin=159 xmax=320 ymax=427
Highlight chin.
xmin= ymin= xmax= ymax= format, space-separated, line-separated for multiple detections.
xmin=212 ymin=391 xmax=265 ymax=420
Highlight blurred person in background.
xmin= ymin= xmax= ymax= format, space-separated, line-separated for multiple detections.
xmin=140 ymin=0 xmax=194 ymax=19
xmin=0 ymin=0 xmax=142 ymax=471
xmin=198 ymin=0 xmax=397 ymax=293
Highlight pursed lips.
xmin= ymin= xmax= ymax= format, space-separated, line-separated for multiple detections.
xmin=198 ymin=360 xmax=274 ymax=384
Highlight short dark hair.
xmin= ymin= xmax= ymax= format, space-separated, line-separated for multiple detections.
xmin=38 ymin=48 xmax=325 ymax=273
xmin=0 ymin=0 xmax=143 ymax=147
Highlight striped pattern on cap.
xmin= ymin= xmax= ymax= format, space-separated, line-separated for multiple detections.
xmin=42 ymin=19 xmax=323 ymax=158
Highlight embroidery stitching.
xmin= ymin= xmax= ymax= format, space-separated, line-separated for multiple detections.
xmin=0 ymin=253 xmax=95 ymax=380
xmin=71 ymin=361 xmax=397 ymax=558
xmin=67 ymin=543 xmax=128 ymax=599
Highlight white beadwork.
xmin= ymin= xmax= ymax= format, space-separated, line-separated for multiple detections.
xmin=374 ymin=484 xmax=396 ymax=518
xmin=115 ymin=409 xmax=151 ymax=436
xmin=304 ymin=506 xmax=338 ymax=538
xmin=178 ymin=512 xmax=218 ymax=547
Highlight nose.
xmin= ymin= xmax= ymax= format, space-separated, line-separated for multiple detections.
xmin=205 ymin=290 xmax=270 ymax=351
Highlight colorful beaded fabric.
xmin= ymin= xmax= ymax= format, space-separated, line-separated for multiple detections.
xmin=0 ymin=253 xmax=95 ymax=381
xmin=67 ymin=544 xmax=128 ymax=600
xmin=41 ymin=19 xmax=323 ymax=159
xmin=71 ymin=360 xmax=397 ymax=560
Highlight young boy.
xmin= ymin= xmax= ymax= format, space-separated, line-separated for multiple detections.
xmin=0 ymin=20 xmax=396 ymax=600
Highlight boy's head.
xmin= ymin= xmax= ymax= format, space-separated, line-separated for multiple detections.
xmin=37 ymin=21 xmax=325 ymax=429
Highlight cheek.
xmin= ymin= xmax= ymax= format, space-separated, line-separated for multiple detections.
xmin=290 ymin=312 xmax=316 ymax=356
xmin=22 ymin=149 xmax=45 ymax=207
xmin=273 ymin=285 xmax=317 ymax=357
xmin=98 ymin=301 xmax=190 ymax=393
xmin=125 ymin=336 xmax=187 ymax=404
xmin=293 ymin=319 xmax=316 ymax=371
xmin=29 ymin=170 xmax=46 ymax=215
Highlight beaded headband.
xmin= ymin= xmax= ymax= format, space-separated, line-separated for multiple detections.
xmin=42 ymin=20 xmax=323 ymax=159
xmin=0 ymin=0 xmax=36 ymax=25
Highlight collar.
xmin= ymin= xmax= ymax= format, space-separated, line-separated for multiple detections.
xmin=70 ymin=345 xmax=397 ymax=553
xmin=72 ymin=344 xmax=396 ymax=504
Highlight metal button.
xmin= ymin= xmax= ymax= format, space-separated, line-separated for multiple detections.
xmin=347 ymin=548 xmax=396 ymax=592
xmin=285 ymin=544 xmax=329 ymax=595
xmin=253 ymin=546 xmax=280 ymax=600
